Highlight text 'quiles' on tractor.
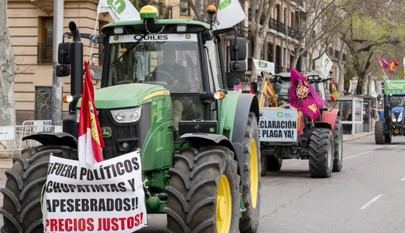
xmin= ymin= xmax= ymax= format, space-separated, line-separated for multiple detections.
xmin=259 ymin=71 xmax=343 ymax=178
xmin=375 ymin=80 xmax=405 ymax=144
xmin=1 ymin=5 xmax=262 ymax=233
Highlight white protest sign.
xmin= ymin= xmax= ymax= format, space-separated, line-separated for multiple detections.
xmin=259 ymin=109 xmax=298 ymax=142
xmin=253 ymin=59 xmax=275 ymax=75
xmin=320 ymin=54 xmax=333 ymax=78
xmin=42 ymin=151 xmax=147 ymax=233
xmin=0 ymin=126 xmax=15 ymax=140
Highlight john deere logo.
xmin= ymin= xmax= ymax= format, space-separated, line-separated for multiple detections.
xmin=102 ymin=127 xmax=112 ymax=138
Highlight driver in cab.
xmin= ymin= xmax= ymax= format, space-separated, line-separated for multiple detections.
xmin=153 ymin=47 xmax=189 ymax=131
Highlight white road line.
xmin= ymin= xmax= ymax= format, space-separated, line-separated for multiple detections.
xmin=360 ymin=194 xmax=383 ymax=210
xmin=344 ymin=151 xmax=371 ymax=161
xmin=401 ymin=177 xmax=405 ymax=181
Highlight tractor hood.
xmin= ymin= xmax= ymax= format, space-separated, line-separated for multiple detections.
xmin=392 ymin=106 xmax=405 ymax=114
xmin=78 ymin=84 xmax=168 ymax=109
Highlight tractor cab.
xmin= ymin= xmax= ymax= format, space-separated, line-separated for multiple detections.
xmin=272 ymin=72 xmax=291 ymax=105
xmin=376 ymin=80 xmax=405 ymax=143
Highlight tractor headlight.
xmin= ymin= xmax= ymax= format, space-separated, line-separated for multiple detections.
xmin=398 ymin=112 xmax=403 ymax=122
xmin=111 ymin=107 xmax=142 ymax=123
xmin=392 ymin=112 xmax=403 ymax=122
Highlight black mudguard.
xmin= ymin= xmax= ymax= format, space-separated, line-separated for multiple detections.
xmin=180 ymin=133 xmax=235 ymax=152
xmin=231 ymin=94 xmax=260 ymax=177
xmin=23 ymin=132 xmax=78 ymax=149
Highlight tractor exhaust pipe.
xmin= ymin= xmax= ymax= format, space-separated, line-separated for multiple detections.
xmin=68 ymin=21 xmax=83 ymax=101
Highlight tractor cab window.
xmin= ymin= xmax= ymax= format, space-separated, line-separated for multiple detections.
xmin=106 ymin=34 xmax=203 ymax=93
xmin=389 ymin=96 xmax=405 ymax=107
xmin=273 ymin=78 xmax=290 ymax=105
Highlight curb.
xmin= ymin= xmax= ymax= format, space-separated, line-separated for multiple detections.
xmin=343 ymin=132 xmax=374 ymax=142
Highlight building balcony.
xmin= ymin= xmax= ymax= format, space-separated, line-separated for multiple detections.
xmin=269 ymin=19 xmax=301 ymax=40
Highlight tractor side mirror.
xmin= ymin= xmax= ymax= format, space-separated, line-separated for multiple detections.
xmin=56 ymin=64 xmax=70 ymax=77
xmin=230 ymin=37 xmax=247 ymax=73
xmin=58 ymin=43 xmax=72 ymax=65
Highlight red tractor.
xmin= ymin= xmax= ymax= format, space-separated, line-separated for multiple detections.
xmin=259 ymin=71 xmax=343 ymax=178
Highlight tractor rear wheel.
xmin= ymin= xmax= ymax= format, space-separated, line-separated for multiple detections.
xmin=267 ymin=156 xmax=283 ymax=172
xmin=308 ymin=128 xmax=334 ymax=178
xmin=166 ymin=146 xmax=240 ymax=233
xmin=333 ymin=121 xmax=343 ymax=172
xmin=375 ymin=121 xmax=385 ymax=144
xmin=384 ymin=134 xmax=392 ymax=144
xmin=1 ymin=145 xmax=77 ymax=233
xmin=260 ymin=153 xmax=282 ymax=175
xmin=240 ymin=113 xmax=261 ymax=233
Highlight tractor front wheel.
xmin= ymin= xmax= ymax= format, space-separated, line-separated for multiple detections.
xmin=166 ymin=146 xmax=240 ymax=233
xmin=1 ymin=145 xmax=77 ymax=233
xmin=308 ymin=128 xmax=334 ymax=178
xmin=333 ymin=121 xmax=343 ymax=172
xmin=240 ymin=113 xmax=261 ymax=233
xmin=385 ymin=134 xmax=392 ymax=144
xmin=375 ymin=121 xmax=385 ymax=144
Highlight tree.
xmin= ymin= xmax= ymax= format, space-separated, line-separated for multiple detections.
xmin=0 ymin=0 xmax=16 ymax=139
xmin=290 ymin=0 xmax=349 ymax=70
xmin=339 ymin=0 xmax=403 ymax=94
xmin=242 ymin=0 xmax=275 ymax=80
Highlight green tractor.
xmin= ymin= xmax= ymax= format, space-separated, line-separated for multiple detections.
xmin=1 ymin=6 xmax=261 ymax=233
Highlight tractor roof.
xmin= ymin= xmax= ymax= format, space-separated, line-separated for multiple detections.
xmin=384 ymin=80 xmax=405 ymax=95
xmin=102 ymin=19 xmax=210 ymax=34
xmin=274 ymin=72 xmax=291 ymax=78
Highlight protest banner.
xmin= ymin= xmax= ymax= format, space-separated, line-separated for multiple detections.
xmin=259 ymin=109 xmax=298 ymax=142
xmin=41 ymin=151 xmax=147 ymax=233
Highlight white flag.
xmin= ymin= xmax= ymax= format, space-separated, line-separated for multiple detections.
xmin=98 ymin=0 xmax=140 ymax=22
xmin=214 ymin=0 xmax=246 ymax=30
xmin=320 ymin=54 xmax=333 ymax=78
xmin=253 ymin=59 xmax=275 ymax=75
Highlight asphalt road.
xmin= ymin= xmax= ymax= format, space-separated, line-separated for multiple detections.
xmin=1 ymin=135 xmax=404 ymax=233
xmin=141 ymin=135 xmax=405 ymax=233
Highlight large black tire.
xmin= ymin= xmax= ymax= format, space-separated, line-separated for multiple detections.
xmin=308 ymin=128 xmax=334 ymax=178
xmin=166 ymin=146 xmax=240 ymax=233
xmin=240 ymin=113 xmax=261 ymax=233
xmin=1 ymin=145 xmax=77 ymax=233
xmin=333 ymin=121 xmax=343 ymax=172
xmin=260 ymin=153 xmax=268 ymax=176
xmin=375 ymin=121 xmax=385 ymax=144
xmin=268 ymin=156 xmax=283 ymax=172
xmin=385 ymin=134 xmax=392 ymax=144
xmin=260 ymin=153 xmax=282 ymax=175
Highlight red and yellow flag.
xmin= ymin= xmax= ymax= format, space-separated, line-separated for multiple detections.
xmin=331 ymin=79 xmax=339 ymax=102
xmin=78 ymin=62 xmax=104 ymax=164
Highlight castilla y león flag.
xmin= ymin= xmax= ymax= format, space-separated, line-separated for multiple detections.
xmin=78 ymin=62 xmax=104 ymax=164
xmin=289 ymin=68 xmax=325 ymax=120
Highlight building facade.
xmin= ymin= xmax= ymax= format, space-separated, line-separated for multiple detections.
xmin=8 ymin=0 xmax=110 ymax=124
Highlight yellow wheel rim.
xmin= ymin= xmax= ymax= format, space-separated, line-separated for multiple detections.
xmin=216 ymin=175 xmax=232 ymax=233
xmin=250 ymin=138 xmax=259 ymax=209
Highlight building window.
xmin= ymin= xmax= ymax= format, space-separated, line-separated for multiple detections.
xmin=180 ymin=0 xmax=190 ymax=16
xmin=38 ymin=17 xmax=53 ymax=64
xmin=35 ymin=86 xmax=52 ymax=120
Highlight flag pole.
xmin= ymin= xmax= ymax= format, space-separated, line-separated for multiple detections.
xmin=403 ymin=57 xmax=405 ymax=79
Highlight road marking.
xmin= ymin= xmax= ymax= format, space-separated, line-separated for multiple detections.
xmin=401 ymin=177 xmax=405 ymax=181
xmin=360 ymin=194 xmax=383 ymax=210
xmin=344 ymin=151 xmax=371 ymax=161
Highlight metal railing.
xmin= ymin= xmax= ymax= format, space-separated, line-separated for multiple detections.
xmin=0 ymin=120 xmax=61 ymax=157
xmin=269 ymin=19 xmax=301 ymax=40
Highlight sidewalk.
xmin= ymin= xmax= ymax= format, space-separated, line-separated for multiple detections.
xmin=343 ymin=132 xmax=374 ymax=142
